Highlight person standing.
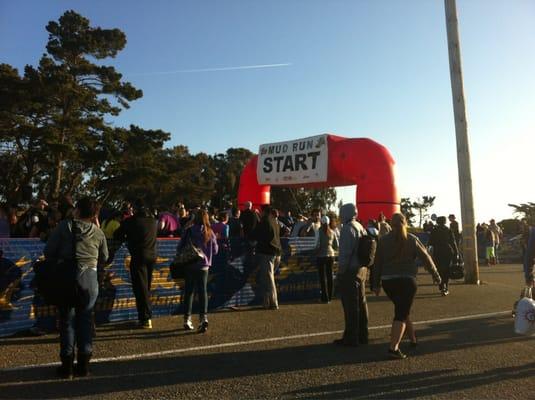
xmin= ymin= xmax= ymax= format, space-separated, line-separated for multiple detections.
xmin=489 ymin=219 xmax=503 ymax=264
xmin=181 ymin=209 xmax=218 ymax=332
xmin=428 ymin=216 xmax=458 ymax=296
xmin=448 ymin=214 xmax=462 ymax=248
xmin=334 ymin=203 xmax=369 ymax=346
xmin=44 ymin=197 xmax=108 ymax=378
xmin=114 ymin=199 xmax=157 ymax=329
xmin=523 ymin=224 xmax=534 ymax=288
xmin=372 ymin=213 xmax=441 ymax=359
xmin=240 ymin=201 xmax=259 ymax=242
xmin=251 ymin=206 xmax=282 ymax=310
xmin=378 ymin=212 xmax=392 ymax=238
xmin=316 ymin=215 xmax=338 ymax=303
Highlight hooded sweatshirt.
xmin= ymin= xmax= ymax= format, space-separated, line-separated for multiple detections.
xmin=44 ymin=219 xmax=108 ymax=270
xmin=338 ymin=204 xmax=366 ymax=275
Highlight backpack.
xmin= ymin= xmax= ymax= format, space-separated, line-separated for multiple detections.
xmin=349 ymin=222 xmax=377 ymax=268
xmin=358 ymin=232 xmax=377 ymax=267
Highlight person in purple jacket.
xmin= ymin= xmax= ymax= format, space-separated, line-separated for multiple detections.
xmin=524 ymin=225 xmax=534 ymax=288
xmin=181 ymin=208 xmax=218 ymax=333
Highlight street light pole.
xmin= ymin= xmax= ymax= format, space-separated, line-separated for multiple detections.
xmin=444 ymin=0 xmax=480 ymax=284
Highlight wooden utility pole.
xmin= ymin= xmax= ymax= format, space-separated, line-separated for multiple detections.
xmin=444 ymin=0 xmax=479 ymax=284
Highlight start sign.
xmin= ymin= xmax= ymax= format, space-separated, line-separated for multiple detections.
xmin=257 ymin=134 xmax=328 ymax=185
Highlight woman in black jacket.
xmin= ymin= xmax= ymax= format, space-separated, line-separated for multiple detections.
xmin=428 ymin=216 xmax=458 ymax=296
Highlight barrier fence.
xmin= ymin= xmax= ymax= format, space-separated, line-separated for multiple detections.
xmin=0 ymin=233 xmax=523 ymax=337
xmin=0 ymin=237 xmax=321 ymax=337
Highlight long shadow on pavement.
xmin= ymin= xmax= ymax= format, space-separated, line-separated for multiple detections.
xmin=0 ymin=316 xmax=531 ymax=399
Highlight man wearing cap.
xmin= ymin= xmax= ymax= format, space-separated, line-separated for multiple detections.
xmin=334 ymin=203 xmax=369 ymax=346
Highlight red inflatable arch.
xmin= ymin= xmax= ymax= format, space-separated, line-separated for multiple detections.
xmin=237 ymin=135 xmax=400 ymax=223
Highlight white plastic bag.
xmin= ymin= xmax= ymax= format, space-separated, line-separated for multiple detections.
xmin=514 ymin=287 xmax=535 ymax=336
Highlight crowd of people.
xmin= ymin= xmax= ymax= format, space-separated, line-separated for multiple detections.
xmin=1 ymin=195 xmax=533 ymax=377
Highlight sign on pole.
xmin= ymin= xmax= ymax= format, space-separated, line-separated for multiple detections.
xmin=257 ymin=134 xmax=329 ymax=185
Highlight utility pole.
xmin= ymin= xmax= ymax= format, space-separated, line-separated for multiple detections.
xmin=444 ymin=0 xmax=479 ymax=284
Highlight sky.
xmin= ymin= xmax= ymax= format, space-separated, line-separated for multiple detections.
xmin=1 ymin=0 xmax=534 ymax=223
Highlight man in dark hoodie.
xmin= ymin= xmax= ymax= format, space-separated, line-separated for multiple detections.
xmin=251 ymin=205 xmax=282 ymax=309
xmin=44 ymin=197 xmax=108 ymax=378
xmin=114 ymin=199 xmax=157 ymax=329
xmin=334 ymin=203 xmax=369 ymax=346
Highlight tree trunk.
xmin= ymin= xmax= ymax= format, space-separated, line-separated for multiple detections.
xmin=52 ymin=153 xmax=63 ymax=200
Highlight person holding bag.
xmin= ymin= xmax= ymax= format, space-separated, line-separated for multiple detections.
xmin=180 ymin=209 xmax=218 ymax=333
xmin=44 ymin=197 xmax=108 ymax=379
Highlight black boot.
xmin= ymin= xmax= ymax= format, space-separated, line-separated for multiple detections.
xmin=75 ymin=353 xmax=92 ymax=377
xmin=56 ymin=355 xmax=74 ymax=379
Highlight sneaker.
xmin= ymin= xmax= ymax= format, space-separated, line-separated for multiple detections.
xmin=140 ymin=319 xmax=152 ymax=329
xmin=388 ymin=349 xmax=407 ymax=359
xmin=198 ymin=320 xmax=208 ymax=333
xmin=441 ymin=289 xmax=449 ymax=296
xmin=183 ymin=318 xmax=194 ymax=331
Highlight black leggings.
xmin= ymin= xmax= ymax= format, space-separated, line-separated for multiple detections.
xmin=381 ymin=277 xmax=417 ymax=322
xmin=317 ymin=256 xmax=334 ymax=302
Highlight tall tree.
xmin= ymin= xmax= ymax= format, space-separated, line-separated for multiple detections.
xmin=271 ymin=187 xmax=337 ymax=216
xmin=411 ymin=196 xmax=436 ymax=228
xmin=39 ymin=10 xmax=142 ymax=198
xmin=400 ymin=197 xmax=416 ymax=227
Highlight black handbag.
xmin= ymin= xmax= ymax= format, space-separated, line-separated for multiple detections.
xmin=449 ymin=253 xmax=465 ymax=280
xmin=33 ymin=220 xmax=79 ymax=306
xmin=170 ymin=230 xmax=205 ymax=279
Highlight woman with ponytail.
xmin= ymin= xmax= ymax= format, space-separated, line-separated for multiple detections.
xmin=181 ymin=208 xmax=218 ymax=333
xmin=372 ymin=213 xmax=441 ymax=359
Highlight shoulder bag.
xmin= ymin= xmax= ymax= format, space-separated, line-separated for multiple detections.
xmin=33 ymin=220 xmax=79 ymax=307
xmin=170 ymin=229 xmax=205 ymax=279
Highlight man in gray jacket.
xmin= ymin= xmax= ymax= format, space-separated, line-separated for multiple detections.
xmin=44 ymin=197 xmax=108 ymax=378
xmin=334 ymin=203 xmax=369 ymax=346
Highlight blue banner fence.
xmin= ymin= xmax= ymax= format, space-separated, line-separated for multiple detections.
xmin=0 ymin=237 xmax=321 ymax=337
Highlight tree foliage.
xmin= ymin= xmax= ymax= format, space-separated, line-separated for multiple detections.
xmin=509 ymin=202 xmax=535 ymax=225
xmin=411 ymin=196 xmax=436 ymax=228
xmin=0 ymin=11 xmax=333 ymax=214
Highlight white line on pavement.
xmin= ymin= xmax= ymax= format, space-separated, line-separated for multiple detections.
xmin=1 ymin=310 xmax=511 ymax=372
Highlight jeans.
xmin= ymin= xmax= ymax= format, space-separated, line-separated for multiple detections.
xmin=184 ymin=268 xmax=209 ymax=318
xmin=130 ymin=257 xmax=154 ymax=322
xmin=58 ymin=268 xmax=98 ymax=357
xmin=257 ymin=253 xmax=278 ymax=308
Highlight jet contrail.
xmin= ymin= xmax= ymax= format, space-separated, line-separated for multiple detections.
xmin=129 ymin=63 xmax=292 ymax=76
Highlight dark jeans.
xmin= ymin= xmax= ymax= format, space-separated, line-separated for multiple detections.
xmin=338 ymin=270 xmax=368 ymax=344
xmin=434 ymin=255 xmax=452 ymax=291
xmin=381 ymin=277 xmax=417 ymax=322
xmin=130 ymin=257 xmax=154 ymax=322
xmin=184 ymin=268 xmax=209 ymax=318
xmin=58 ymin=268 xmax=98 ymax=357
xmin=317 ymin=256 xmax=334 ymax=302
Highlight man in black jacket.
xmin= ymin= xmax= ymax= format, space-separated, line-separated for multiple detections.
xmin=114 ymin=199 xmax=157 ymax=328
xmin=251 ymin=206 xmax=282 ymax=309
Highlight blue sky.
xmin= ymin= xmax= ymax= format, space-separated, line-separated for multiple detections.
xmin=1 ymin=0 xmax=534 ymax=223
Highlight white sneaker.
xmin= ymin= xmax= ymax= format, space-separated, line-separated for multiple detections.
xmin=183 ymin=318 xmax=194 ymax=331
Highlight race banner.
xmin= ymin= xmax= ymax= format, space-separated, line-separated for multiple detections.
xmin=257 ymin=134 xmax=329 ymax=185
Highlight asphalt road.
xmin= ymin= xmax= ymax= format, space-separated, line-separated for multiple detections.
xmin=0 ymin=264 xmax=532 ymax=400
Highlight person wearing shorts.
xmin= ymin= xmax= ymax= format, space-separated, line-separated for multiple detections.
xmin=372 ymin=213 xmax=441 ymax=359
